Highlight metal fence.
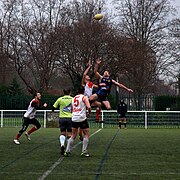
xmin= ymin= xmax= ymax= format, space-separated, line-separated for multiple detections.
xmin=1 ymin=110 xmax=180 ymax=129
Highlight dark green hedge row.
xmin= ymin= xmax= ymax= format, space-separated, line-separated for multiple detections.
xmin=0 ymin=95 xmax=59 ymax=110
xmin=0 ymin=95 xmax=179 ymax=111
xmin=154 ymin=96 xmax=180 ymax=111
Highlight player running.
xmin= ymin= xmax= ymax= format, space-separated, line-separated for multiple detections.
xmin=13 ymin=92 xmax=47 ymax=145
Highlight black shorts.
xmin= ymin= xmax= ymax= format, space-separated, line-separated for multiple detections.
xmin=59 ymin=118 xmax=72 ymax=132
xmin=71 ymin=119 xmax=89 ymax=129
xmin=96 ymin=93 xmax=108 ymax=102
xmin=23 ymin=117 xmax=41 ymax=128
xmin=119 ymin=114 xmax=126 ymax=118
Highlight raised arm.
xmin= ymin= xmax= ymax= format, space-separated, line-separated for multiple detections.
xmin=81 ymin=60 xmax=92 ymax=86
xmin=94 ymin=58 xmax=102 ymax=80
xmin=112 ymin=79 xmax=133 ymax=92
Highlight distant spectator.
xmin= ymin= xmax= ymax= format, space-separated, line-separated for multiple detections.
xmin=117 ymin=99 xmax=127 ymax=129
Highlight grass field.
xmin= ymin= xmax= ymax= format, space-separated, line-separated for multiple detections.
xmin=0 ymin=127 xmax=180 ymax=180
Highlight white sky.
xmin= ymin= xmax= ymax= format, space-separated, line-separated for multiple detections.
xmin=172 ymin=0 xmax=180 ymax=15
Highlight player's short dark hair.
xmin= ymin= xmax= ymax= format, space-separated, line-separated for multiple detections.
xmin=33 ymin=92 xmax=38 ymax=97
xmin=77 ymin=86 xmax=85 ymax=94
xmin=63 ymin=88 xmax=71 ymax=95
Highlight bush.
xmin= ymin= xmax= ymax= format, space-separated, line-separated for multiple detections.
xmin=154 ymin=96 xmax=180 ymax=111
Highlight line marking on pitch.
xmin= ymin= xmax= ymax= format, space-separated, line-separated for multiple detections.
xmin=94 ymin=129 xmax=119 ymax=180
xmin=38 ymin=128 xmax=102 ymax=180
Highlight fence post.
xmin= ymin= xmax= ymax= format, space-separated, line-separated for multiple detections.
xmin=44 ymin=110 xmax=47 ymax=128
xmin=1 ymin=110 xmax=3 ymax=128
xmin=145 ymin=111 xmax=147 ymax=129
xmin=101 ymin=111 xmax=104 ymax=129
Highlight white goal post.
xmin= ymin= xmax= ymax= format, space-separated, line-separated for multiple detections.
xmin=0 ymin=110 xmax=180 ymax=129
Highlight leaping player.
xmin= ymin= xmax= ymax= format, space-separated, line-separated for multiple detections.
xmin=89 ymin=58 xmax=133 ymax=110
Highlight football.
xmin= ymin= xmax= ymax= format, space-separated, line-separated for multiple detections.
xmin=94 ymin=13 xmax=103 ymax=20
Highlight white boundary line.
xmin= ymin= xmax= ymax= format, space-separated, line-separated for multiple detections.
xmin=38 ymin=129 xmax=102 ymax=180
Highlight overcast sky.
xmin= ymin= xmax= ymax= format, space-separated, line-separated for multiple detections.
xmin=173 ymin=0 xmax=180 ymax=15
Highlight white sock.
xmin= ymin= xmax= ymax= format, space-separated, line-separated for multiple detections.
xmin=66 ymin=137 xmax=74 ymax=153
xmin=82 ymin=137 xmax=89 ymax=152
xmin=60 ymin=135 xmax=66 ymax=147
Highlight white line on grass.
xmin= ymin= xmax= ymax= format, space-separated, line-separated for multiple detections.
xmin=38 ymin=129 xmax=102 ymax=180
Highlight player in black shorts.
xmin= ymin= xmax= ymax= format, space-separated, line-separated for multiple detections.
xmin=90 ymin=58 xmax=133 ymax=110
xmin=13 ymin=92 xmax=47 ymax=145
xmin=117 ymin=99 xmax=127 ymax=129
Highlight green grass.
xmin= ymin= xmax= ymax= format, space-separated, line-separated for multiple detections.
xmin=0 ymin=128 xmax=180 ymax=180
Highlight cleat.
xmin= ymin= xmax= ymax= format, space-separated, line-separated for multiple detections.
xmin=13 ymin=139 xmax=20 ymax=145
xmin=64 ymin=152 xmax=71 ymax=157
xmin=79 ymin=135 xmax=83 ymax=141
xmin=81 ymin=151 xmax=90 ymax=157
xmin=25 ymin=132 xmax=31 ymax=141
xmin=61 ymin=146 xmax=65 ymax=155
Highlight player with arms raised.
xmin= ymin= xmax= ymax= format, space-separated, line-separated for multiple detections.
xmin=90 ymin=58 xmax=133 ymax=110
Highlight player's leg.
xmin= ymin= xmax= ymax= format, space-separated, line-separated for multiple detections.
xmin=78 ymin=128 xmax=83 ymax=141
xmin=14 ymin=117 xmax=29 ymax=144
xmin=89 ymin=93 xmax=98 ymax=102
xmin=92 ymin=101 xmax=102 ymax=122
xmin=102 ymin=100 xmax=111 ymax=110
xmin=25 ymin=118 xmax=41 ymax=140
xmin=81 ymin=119 xmax=90 ymax=157
xmin=59 ymin=118 xmax=67 ymax=154
xmin=64 ymin=118 xmax=72 ymax=154
xmin=124 ymin=117 xmax=127 ymax=129
xmin=64 ymin=121 xmax=78 ymax=156
xmin=119 ymin=118 xmax=122 ymax=129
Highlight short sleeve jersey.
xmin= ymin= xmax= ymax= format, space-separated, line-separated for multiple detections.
xmin=72 ymin=94 xmax=87 ymax=122
xmin=84 ymin=81 xmax=94 ymax=98
xmin=53 ymin=95 xmax=73 ymax=118
xmin=24 ymin=99 xmax=40 ymax=119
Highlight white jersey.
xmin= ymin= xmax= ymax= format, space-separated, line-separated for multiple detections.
xmin=72 ymin=94 xmax=87 ymax=122
xmin=84 ymin=81 xmax=93 ymax=98
xmin=24 ymin=99 xmax=40 ymax=119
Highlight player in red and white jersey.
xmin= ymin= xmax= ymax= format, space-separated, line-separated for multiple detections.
xmin=13 ymin=92 xmax=47 ymax=145
xmin=64 ymin=87 xmax=91 ymax=157
xmin=78 ymin=60 xmax=102 ymax=141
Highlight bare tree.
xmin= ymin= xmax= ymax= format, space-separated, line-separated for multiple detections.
xmin=2 ymin=0 xmax=71 ymax=94
xmin=112 ymin=0 xmax=176 ymax=109
xmin=165 ymin=18 xmax=180 ymax=95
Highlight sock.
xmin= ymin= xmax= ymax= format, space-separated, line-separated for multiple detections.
xmin=95 ymin=107 xmax=101 ymax=122
xmin=60 ymin=135 xmax=66 ymax=147
xmin=27 ymin=126 xmax=37 ymax=135
xmin=82 ymin=137 xmax=89 ymax=152
xmin=15 ymin=133 xmax=21 ymax=140
xmin=66 ymin=137 xmax=74 ymax=153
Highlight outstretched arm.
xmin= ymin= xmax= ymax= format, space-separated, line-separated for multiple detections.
xmin=112 ymin=79 xmax=133 ymax=92
xmin=81 ymin=60 xmax=92 ymax=86
xmin=94 ymin=58 xmax=102 ymax=80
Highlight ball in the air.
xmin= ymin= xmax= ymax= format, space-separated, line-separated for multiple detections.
xmin=94 ymin=14 xmax=103 ymax=20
